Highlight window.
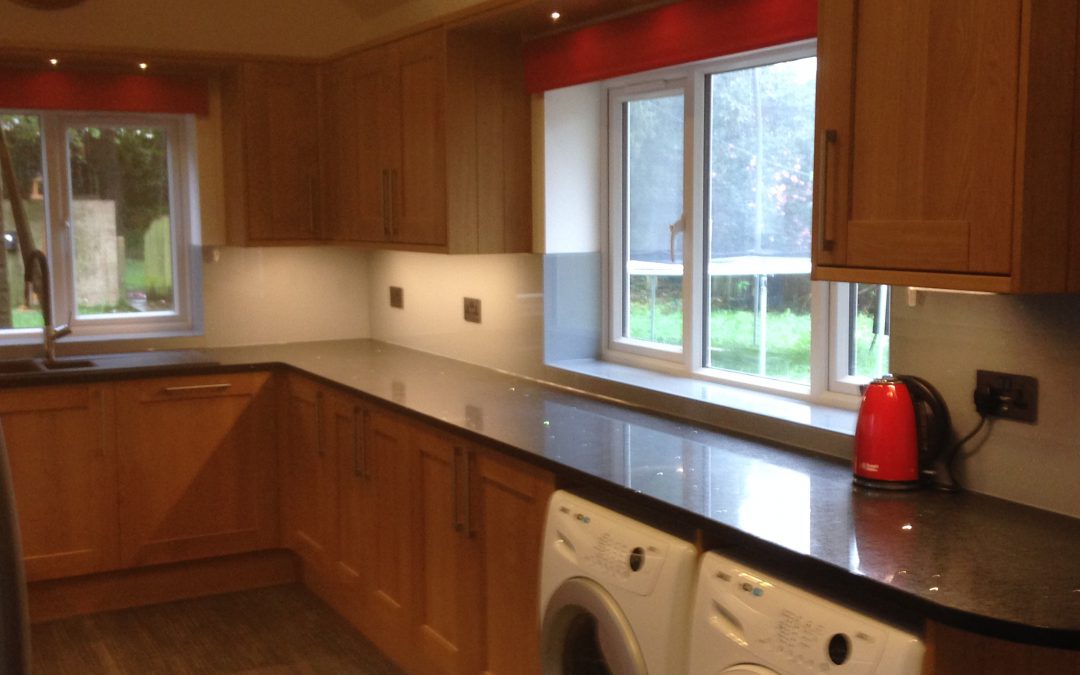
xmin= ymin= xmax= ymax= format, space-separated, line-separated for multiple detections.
xmin=606 ymin=42 xmax=889 ymax=401
xmin=0 ymin=110 xmax=200 ymax=340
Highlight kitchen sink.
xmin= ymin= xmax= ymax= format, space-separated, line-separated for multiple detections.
xmin=0 ymin=358 xmax=46 ymax=374
xmin=0 ymin=357 xmax=98 ymax=374
xmin=39 ymin=358 xmax=96 ymax=370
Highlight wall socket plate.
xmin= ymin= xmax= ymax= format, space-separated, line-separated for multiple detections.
xmin=975 ymin=370 xmax=1038 ymax=423
xmin=389 ymin=286 xmax=404 ymax=309
xmin=464 ymin=297 xmax=481 ymax=323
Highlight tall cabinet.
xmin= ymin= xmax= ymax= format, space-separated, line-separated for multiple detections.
xmin=322 ymin=27 xmax=532 ymax=253
xmin=812 ymin=0 xmax=1080 ymax=292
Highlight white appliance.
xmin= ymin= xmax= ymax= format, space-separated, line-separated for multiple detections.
xmin=539 ymin=490 xmax=697 ymax=674
xmin=688 ymin=552 xmax=924 ymax=675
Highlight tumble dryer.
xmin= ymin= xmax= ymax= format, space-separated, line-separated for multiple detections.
xmin=539 ymin=490 xmax=698 ymax=674
xmin=688 ymin=552 xmax=925 ymax=674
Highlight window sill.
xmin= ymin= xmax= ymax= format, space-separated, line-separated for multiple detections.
xmin=545 ymin=357 xmax=858 ymax=460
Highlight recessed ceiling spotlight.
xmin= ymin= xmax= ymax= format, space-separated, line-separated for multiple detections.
xmin=550 ymin=11 xmax=561 ymax=21
xmin=48 ymin=58 xmax=59 ymax=66
xmin=138 ymin=62 xmax=148 ymax=70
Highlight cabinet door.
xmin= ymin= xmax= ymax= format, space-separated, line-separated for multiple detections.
xmin=325 ymin=51 xmax=392 ymax=243
xmin=814 ymin=0 xmax=1020 ymax=278
xmin=359 ymin=407 xmax=417 ymax=663
xmin=227 ymin=62 xmax=321 ymax=243
xmin=391 ymin=29 xmax=447 ymax=246
xmin=0 ymin=385 xmax=117 ymax=581
xmin=412 ymin=429 xmax=481 ymax=675
xmin=282 ymin=375 xmax=338 ymax=571
xmin=115 ymin=372 xmax=277 ymax=568
xmin=474 ymin=449 xmax=554 ymax=675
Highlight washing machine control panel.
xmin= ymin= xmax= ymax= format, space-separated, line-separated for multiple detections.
xmin=554 ymin=503 xmax=669 ymax=596
xmin=690 ymin=553 xmax=925 ymax=675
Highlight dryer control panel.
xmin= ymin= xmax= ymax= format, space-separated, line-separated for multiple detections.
xmin=689 ymin=552 xmax=925 ymax=675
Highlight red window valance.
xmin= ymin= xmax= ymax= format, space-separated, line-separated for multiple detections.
xmin=0 ymin=69 xmax=209 ymax=116
xmin=523 ymin=0 xmax=817 ymax=93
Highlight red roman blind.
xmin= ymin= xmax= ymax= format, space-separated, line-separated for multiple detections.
xmin=523 ymin=0 xmax=817 ymax=93
xmin=0 ymin=70 xmax=209 ymax=115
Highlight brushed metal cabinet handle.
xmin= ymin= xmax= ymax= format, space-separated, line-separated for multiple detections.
xmin=389 ymin=169 xmax=398 ymax=239
xmin=162 ymin=383 xmax=232 ymax=393
xmin=381 ymin=169 xmax=391 ymax=238
xmin=307 ymin=176 xmax=317 ymax=235
xmin=315 ymin=390 xmax=325 ymax=456
xmin=816 ymin=129 xmax=838 ymax=252
xmin=452 ymin=446 xmax=464 ymax=532
xmin=464 ymin=449 xmax=476 ymax=539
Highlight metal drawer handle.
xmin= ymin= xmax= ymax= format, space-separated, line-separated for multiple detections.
xmin=163 ymin=383 xmax=233 ymax=393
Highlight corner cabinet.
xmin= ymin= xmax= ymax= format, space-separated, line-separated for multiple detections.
xmin=285 ymin=376 xmax=554 ymax=675
xmin=114 ymin=372 xmax=279 ymax=568
xmin=322 ymin=27 xmax=532 ymax=253
xmin=812 ymin=0 xmax=1080 ymax=292
xmin=221 ymin=61 xmax=323 ymax=245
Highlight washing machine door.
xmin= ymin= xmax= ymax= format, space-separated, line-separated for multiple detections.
xmin=540 ymin=577 xmax=648 ymax=675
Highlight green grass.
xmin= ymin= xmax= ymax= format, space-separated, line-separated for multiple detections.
xmin=3 ymin=255 xmax=169 ymax=329
xmin=629 ymin=301 xmax=889 ymax=382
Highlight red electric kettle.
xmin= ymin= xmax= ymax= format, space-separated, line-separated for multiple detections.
xmin=853 ymin=374 xmax=951 ymax=489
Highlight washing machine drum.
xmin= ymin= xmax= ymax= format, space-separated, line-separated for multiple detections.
xmin=540 ymin=577 xmax=649 ymax=675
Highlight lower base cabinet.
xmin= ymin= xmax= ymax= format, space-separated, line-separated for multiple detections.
xmin=0 ymin=384 xmax=118 ymax=581
xmin=287 ymin=377 xmax=554 ymax=675
xmin=115 ymin=372 xmax=278 ymax=568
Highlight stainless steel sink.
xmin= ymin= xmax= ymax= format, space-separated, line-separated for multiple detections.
xmin=39 ymin=358 xmax=96 ymax=370
xmin=0 ymin=357 xmax=97 ymax=374
xmin=0 ymin=359 xmax=45 ymax=374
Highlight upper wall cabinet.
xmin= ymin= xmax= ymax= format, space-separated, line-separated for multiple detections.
xmin=323 ymin=27 xmax=533 ymax=254
xmin=221 ymin=61 xmax=323 ymax=245
xmin=812 ymin=0 xmax=1080 ymax=292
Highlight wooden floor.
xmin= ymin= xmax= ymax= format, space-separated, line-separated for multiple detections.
xmin=30 ymin=584 xmax=407 ymax=674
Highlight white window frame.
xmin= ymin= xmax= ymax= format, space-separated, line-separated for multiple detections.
xmin=601 ymin=39 xmax=879 ymax=406
xmin=1 ymin=109 xmax=202 ymax=343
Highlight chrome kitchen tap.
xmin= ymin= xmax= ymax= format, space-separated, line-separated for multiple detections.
xmin=25 ymin=250 xmax=70 ymax=364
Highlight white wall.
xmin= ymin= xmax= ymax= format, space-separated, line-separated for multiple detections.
xmin=366 ymin=251 xmax=545 ymax=377
xmin=891 ymin=292 xmax=1080 ymax=518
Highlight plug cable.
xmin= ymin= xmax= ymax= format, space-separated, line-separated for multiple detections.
xmin=937 ymin=414 xmax=990 ymax=492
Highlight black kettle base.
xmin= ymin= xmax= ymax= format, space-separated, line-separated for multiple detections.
xmin=853 ymin=475 xmax=922 ymax=490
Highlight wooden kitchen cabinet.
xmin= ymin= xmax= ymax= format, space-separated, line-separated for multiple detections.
xmin=342 ymin=402 xmax=417 ymax=667
xmin=115 ymin=372 xmax=278 ymax=568
xmin=411 ymin=429 xmax=554 ymax=675
xmin=282 ymin=374 xmax=339 ymax=572
xmin=412 ymin=426 xmax=483 ymax=675
xmin=472 ymin=449 xmax=553 ymax=675
xmin=222 ymin=61 xmax=323 ymax=245
xmin=0 ymin=384 xmax=118 ymax=581
xmin=323 ymin=27 xmax=532 ymax=253
xmin=812 ymin=0 xmax=1080 ymax=292
xmin=923 ymin=620 xmax=1080 ymax=674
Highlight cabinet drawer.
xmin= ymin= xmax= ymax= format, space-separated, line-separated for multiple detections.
xmin=124 ymin=371 xmax=270 ymax=402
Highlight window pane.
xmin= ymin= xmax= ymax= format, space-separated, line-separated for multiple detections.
xmin=706 ymin=57 xmax=816 ymax=383
xmin=67 ymin=124 xmax=174 ymax=317
xmin=849 ymin=284 xmax=890 ymax=378
xmin=623 ymin=94 xmax=684 ymax=347
xmin=0 ymin=114 xmax=46 ymax=330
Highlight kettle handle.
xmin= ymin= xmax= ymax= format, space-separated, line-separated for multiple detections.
xmin=895 ymin=374 xmax=952 ymax=468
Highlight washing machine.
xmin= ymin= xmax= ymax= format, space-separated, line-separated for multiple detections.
xmin=688 ymin=552 xmax=925 ymax=675
xmin=539 ymin=490 xmax=698 ymax=674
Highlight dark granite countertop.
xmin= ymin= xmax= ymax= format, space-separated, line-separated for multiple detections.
xmin=4 ymin=340 xmax=1079 ymax=646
